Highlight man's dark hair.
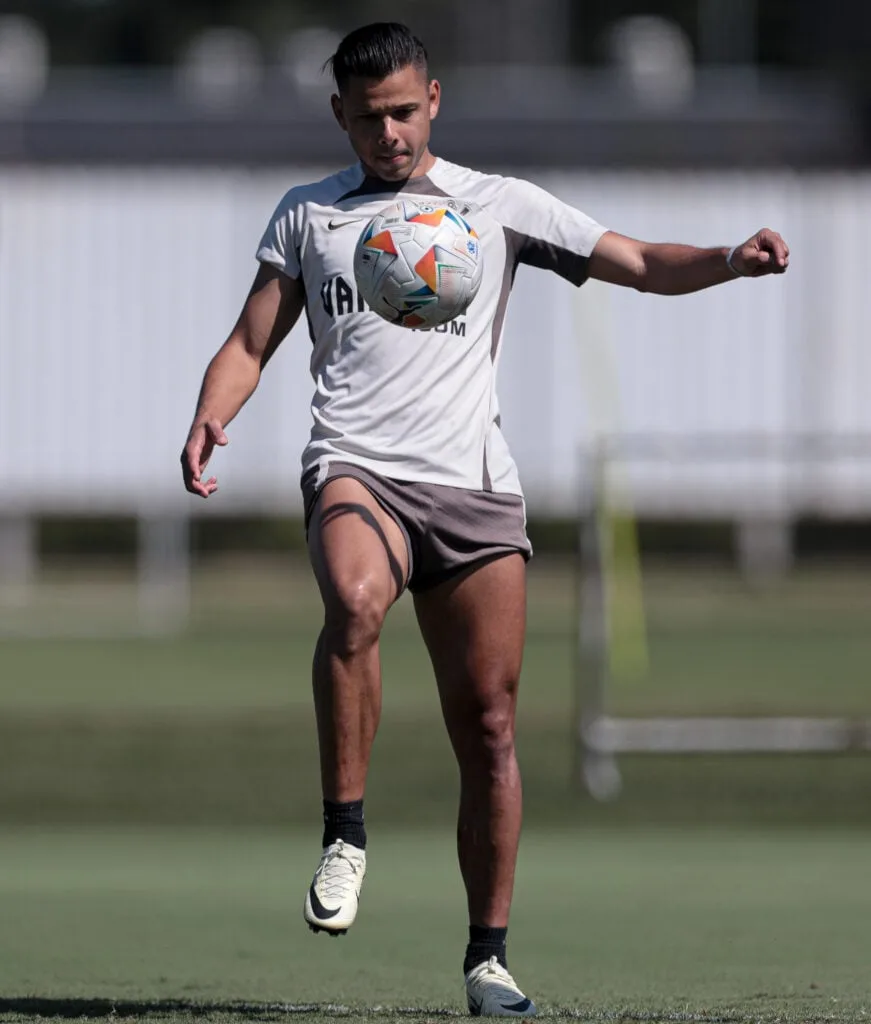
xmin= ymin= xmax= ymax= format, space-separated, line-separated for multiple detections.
xmin=326 ymin=23 xmax=428 ymax=93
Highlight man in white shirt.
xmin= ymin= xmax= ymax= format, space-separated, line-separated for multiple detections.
xmin=181 ymin=22 xmax=789 ymax=1016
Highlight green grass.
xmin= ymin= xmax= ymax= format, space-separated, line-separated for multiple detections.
xmin=2 ymin=560 xmax=871 ymax=1022
xmin=1 ymin=826 xmax=870 ymax=1023
xmin=622 ymin=564 xmax=871 ymax=716
xmin=2 ymin=559 xmax=870 ymax=716
xmin=2 ymin=560 xmax=871 ymax=827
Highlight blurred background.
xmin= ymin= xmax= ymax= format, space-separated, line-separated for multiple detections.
xmin=1 ymin=2 xmax=871 ymax=1014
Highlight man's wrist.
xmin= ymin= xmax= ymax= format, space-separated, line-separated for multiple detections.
xmin=192 ymin=407 xmax=215 ymax=428
xmin=726 ymin=244 xmax=746 ymax=277
xmin=189 ymin=414 xmax=213 ymax=437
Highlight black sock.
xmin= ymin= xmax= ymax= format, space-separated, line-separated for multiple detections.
xmin=464 ymin=925 xmax=508 ymax=975
xmin=322 ymin=799 xmax=366 ymax=850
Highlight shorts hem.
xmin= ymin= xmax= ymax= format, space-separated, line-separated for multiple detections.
xmin=408 ymin=546 xmax=532 ymax=594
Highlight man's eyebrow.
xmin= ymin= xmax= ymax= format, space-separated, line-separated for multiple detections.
xmin=354 ymin=101 xmax=420 ymax=115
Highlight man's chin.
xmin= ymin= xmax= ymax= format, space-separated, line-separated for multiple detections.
xmin=370 ymin=154 xmax=414 ymax=180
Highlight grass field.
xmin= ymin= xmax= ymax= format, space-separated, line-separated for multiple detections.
xmin=1 ymin=558 xmax=870 ymax=827
xmin=3 ymin=557 xmax=871 ymax=715
xmin=1 ymin=557 xmax=870 ymax=1022
xmin=2 ymin=825 xmax=870 ymax=1023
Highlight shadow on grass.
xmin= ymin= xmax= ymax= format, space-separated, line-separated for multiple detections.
xmin=3 ymin=999 xmax=836 ymax=1023
xmin=0 ymin=999 xmax=462 ymax=1020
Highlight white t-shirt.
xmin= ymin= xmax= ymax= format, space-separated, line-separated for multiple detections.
xmin=256 ymin=157 xmax=607 ymax=496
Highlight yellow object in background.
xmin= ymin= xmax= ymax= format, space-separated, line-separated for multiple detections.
xmin=603 ymin=506 xmax=649 ymax=683
xmin=576 ymin=280 xmax=648 ymax=684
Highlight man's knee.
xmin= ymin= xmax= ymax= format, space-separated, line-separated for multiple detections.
xmin=480 ymin=703 xmax=517 ymax=754
xmin=457 ymin=690 xmax=518 ymax=774
xmin=324 ymin=577 xmax=389 ymax=657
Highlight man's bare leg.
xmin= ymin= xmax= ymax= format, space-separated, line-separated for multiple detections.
xmin=308 ymin=477 xmax=409 ymax=801
xmin=413 ymin=554 xmax=527 ymax=957
xmin=304 ymin=476 xmax=409 ymax=933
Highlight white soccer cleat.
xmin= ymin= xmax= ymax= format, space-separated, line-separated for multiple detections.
xmin=464 ymin=956 xmax=537 ymax=1016
xmin=303 ymin=839 xmax=366 ymax=935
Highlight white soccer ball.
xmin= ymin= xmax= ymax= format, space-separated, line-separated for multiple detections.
xmin=353 ymin=198 xmax=483 ymax=329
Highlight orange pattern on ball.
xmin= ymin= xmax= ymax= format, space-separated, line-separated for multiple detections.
xmin=365 ymin=230 xmax=398 ymax=255
xmin=414 ymin=248 xmax=439 ymax=294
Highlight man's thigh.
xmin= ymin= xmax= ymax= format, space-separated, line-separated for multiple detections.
xmin=308 ymin=475 xmax=411 ymax=613
xmin=413 ymin=553 xmax=527 ymax=723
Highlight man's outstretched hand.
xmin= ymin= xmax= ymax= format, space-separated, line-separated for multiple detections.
xmin=730 ymin=228 xmax=790 ymax=278
xmin=181 ymin=419 xmax=228 ymax=498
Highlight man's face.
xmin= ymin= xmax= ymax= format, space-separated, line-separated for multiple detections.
xmin=332 ymin=64 xmax=440 ymax=181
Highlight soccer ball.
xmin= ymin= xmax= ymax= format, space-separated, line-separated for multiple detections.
xmin=353 ymin=198 xmax=483 ymax=329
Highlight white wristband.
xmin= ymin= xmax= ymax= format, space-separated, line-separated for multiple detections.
xmin=726 ymin=245 xmax=745 ymax=277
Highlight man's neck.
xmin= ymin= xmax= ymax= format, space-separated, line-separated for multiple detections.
xmin=409 ymin=150 xmax=436 ymax=178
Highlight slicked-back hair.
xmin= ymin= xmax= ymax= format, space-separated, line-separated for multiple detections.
xmin=326 ymin=22 xmax=428 ymax=93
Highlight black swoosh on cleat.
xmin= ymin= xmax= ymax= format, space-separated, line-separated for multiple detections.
xmin=468 ymin=996 xmax=483 ymax=1016
xmin=501 ymin=998 xmax=533 ymax=1014
xmin=308 ymin=884 xmax=341 ymax=920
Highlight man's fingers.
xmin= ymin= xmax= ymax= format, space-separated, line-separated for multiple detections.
xmin=181 ymin=447 xmax=201 ymax=482
xmin=181 ymin=422 xmax=225 ymax=497
xmin=185 ymin=474 xmax=218 ymax=498
xmin=758 ymin=229 xmax=790 ymax=270
xmin=186 ymin=475 xmax=209 ymax=497
xmin=181 ymin=441 xmax=211 ymax=494
xmin=733 ymin=229 xmax=789 ymax=278
xmin=772 ymin=239 xmax=790 ymax=269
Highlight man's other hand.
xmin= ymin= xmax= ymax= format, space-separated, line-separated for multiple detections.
xmin=181 ymin=419 xmax=228 ymax=498
xmin=730 ymin=228 xmax=790 ymax=277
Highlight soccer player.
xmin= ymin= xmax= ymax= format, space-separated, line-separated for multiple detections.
xmin=181 ymin=22 xmax=789 ymax=1016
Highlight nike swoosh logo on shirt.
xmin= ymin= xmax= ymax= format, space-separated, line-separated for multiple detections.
xmin=328 ymin=218 xmax=364 ymax=230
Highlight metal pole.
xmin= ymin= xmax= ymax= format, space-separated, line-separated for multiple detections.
xmin=0 ymin=513 xmax=36 ymax=608
xmin=576 ymin=441 xmax=622 ymax=800
xmin=138 ymin=513 xmax=191 ymax=635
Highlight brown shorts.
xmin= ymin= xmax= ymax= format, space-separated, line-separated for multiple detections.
xmin=302 ymin=461 xmax=532 ymax=593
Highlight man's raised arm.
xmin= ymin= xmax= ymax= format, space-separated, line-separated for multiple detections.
xmin=588 ymin=227 xmax=789 ymax=296
xmin=181 ymin=264 xmax=305 ymax=498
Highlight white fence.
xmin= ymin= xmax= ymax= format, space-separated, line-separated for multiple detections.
xmin=1 ymin=167 xmax=870 ymax=518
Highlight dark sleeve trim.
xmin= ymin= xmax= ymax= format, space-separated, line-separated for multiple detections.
xmin=504 ymin=226 xmax=591 ymax=287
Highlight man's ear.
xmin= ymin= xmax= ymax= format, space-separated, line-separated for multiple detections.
xmin=428 ymin=79 xmax=441 ymax=120
xmin=331 ymin=93 xmax=346 ymax=130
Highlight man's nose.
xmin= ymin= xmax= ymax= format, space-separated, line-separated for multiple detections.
xmin=378 ymin=117 xmax=399 ymax=145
